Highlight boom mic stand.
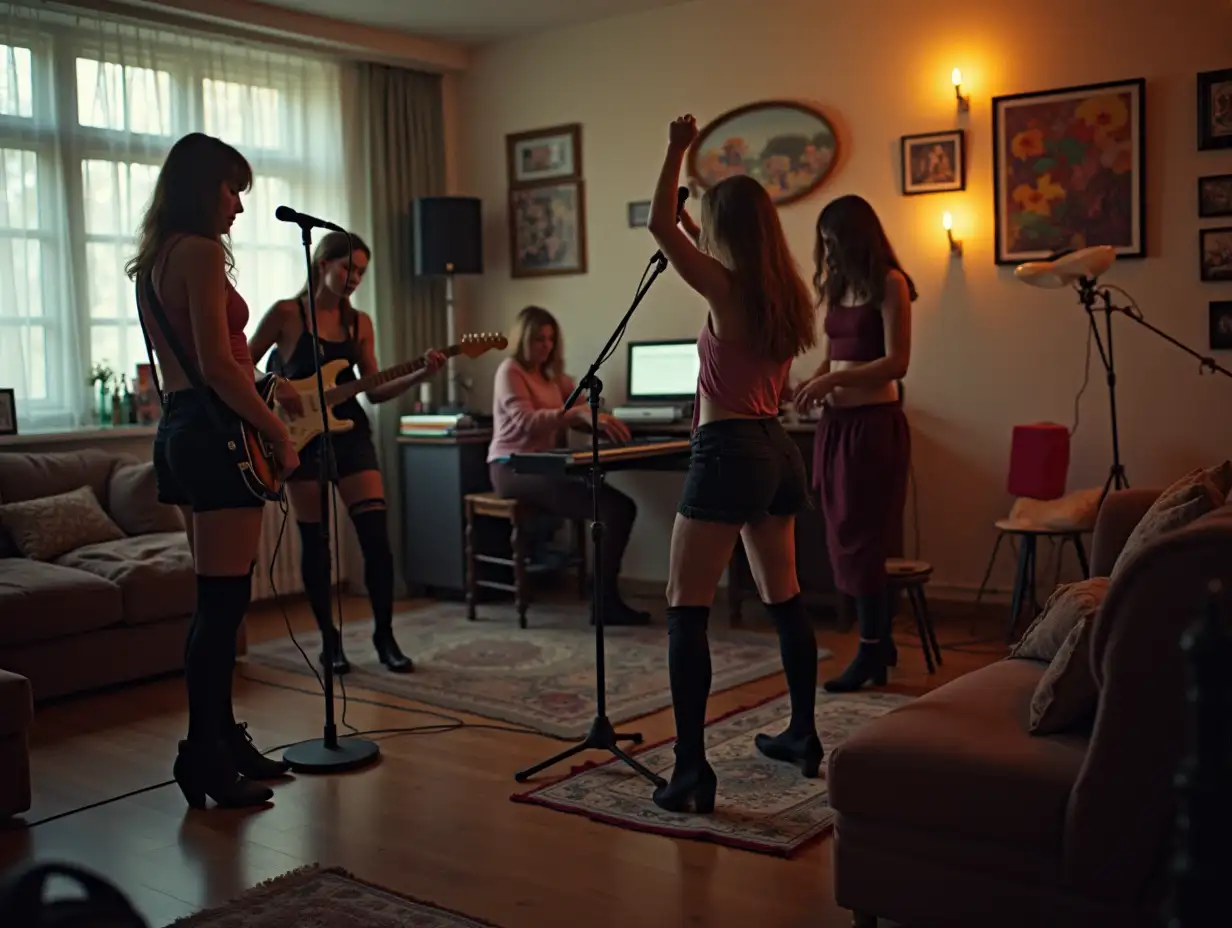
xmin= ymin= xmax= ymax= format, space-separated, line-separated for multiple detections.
xmin=513 ymin=249 xmax=672 ymax=789
xmin=282 ymin=218 xmax=380 ymax=774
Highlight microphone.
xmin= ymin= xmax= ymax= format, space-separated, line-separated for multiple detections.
xmin=275 ymin=205 xmax=345 ymax=233
xmin=675 ymin=185 xmax=689 ymax=220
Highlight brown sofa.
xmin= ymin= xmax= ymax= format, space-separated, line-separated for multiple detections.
xmin=827 ymin=487 xmax=1232 ymax=928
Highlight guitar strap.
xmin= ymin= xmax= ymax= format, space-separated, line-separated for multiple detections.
xmin=134 ymin=269 xmax=234 ymax=439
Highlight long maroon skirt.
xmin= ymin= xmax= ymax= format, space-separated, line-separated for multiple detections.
xmin=813 ymin=401 xmax=910 ymax=596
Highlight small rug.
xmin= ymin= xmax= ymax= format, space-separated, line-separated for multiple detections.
xmin=512 ymin=689 xmax=913 ymax=856
xmin=172 ymin=865 xmax=500 ymax=926
xmin=245 ymin=599 xmax=818 ymax=738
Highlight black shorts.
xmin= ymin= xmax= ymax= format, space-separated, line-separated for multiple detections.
xmin=153 ymin=390 xmax=267 ymax=511
xmin=678 ymin=417 xmax=811 ymax=524
xmin=289 ymin=428 xmax=380 ymax=483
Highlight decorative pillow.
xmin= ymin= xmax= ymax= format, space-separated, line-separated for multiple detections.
xmin=1029 ymin=617 xmax=1099 ymax=735
xmin=1010 ymin=576 xmax=1110 ymax=663
xmin=0 ymin=485 xmax=126 ymax=562
xmin=108 ymin=462 xmax=185 ymax=537
xmin=1110 ymin=461 xmax=1232 ymax=579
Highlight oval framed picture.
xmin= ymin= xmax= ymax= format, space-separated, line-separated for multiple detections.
xmin=687 ymin=100 xmax=839 ymax=207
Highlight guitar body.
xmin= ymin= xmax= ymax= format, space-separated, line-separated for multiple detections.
xmin=280 ymin=359 xmax=357 ymax=453
xmin=237 ymin=374 xmax=286 ymax=502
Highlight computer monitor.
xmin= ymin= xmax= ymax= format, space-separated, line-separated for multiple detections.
xmin=626 ymin=339 xmax=699 ymax=403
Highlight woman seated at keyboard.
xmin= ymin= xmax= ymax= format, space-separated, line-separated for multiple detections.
xmin=487 ymin=305 xmax=650 ymax=625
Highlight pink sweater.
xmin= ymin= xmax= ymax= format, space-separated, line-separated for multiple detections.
xmin=487 ymin=357 xmax=579 ymax=462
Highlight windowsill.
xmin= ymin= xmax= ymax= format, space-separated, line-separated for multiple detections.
xmin=0 ymin=423 xmax=158 ymax=448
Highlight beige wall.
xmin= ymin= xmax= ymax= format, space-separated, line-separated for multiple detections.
xmin=454 ymin=0 xmax=1232 ymax=595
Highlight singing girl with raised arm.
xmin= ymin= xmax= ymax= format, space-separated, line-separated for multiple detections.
xmin=249 ymin=231 xmax=446 ymax=675
xmin=646 ymin=114 xmax=823 ymax=814
xmin=793 ymin=194 xmax=914 ymax=692
xmin=127 ymin=132 xmax=300 ymax=809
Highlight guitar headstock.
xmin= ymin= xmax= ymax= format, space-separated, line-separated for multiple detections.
xmin=457 ymin=332 xmax=509 ymax=358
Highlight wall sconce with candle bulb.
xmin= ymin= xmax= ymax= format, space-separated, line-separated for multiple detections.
xmin=943 ymin=211 xmax=962 ymax=257
xmin=952 ymin=68 xmax=970 ymax=112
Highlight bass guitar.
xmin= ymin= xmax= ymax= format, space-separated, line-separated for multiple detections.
xmin=238 ymin=332 xmax=507 ymax=500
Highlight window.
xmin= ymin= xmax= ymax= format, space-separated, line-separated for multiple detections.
xmin=0 ymin=15 xmax=348 ymax=428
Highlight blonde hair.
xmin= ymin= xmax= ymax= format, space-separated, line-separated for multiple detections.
xmin=699 ymin=174 xmax=817 ymax=362
xmin=510 ymin=305 xmax=564 ymax=380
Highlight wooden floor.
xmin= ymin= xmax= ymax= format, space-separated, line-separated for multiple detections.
xmin=0 ymin=591 xmax=1006 ymax=928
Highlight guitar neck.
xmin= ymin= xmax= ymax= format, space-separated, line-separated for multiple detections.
xmin=324 ymin=347 xmax=460 ymax=405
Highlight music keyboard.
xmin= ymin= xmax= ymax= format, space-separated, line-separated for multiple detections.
xmin=509 ymin=437 xmax=691 ymax=476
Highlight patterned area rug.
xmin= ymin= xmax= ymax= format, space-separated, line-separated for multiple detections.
xmin=244 ymin=600 xmax=818 ymax=738
xmin=512 ymin=689 xmax=913 ymax=856
xmin=172 ymin=865 xmax=499 ymax=926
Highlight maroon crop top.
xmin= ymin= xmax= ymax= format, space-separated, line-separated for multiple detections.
xmin=824 ymin=302 xmax=885 ymax=362
xmin=692 ymin=316 xmax=790 ymax=429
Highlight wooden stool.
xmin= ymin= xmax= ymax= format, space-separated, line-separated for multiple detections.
xmin=886 ymin=558 xmax=943 ymax=674
xmin=463 ymin=492 xmax=587 ymax=628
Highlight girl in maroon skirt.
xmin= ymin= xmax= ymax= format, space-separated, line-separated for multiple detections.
xmin=794 ymin=194 xmax=915 ymax=692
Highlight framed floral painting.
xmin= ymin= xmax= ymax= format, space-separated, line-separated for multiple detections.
xmin=991 ymin=78 xmax=1146 ymax=265
xmin=508 ymin=181 xmax=587 ymax=278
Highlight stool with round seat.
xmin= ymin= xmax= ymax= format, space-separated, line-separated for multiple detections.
xmin=885 ymin=558 xmax=943 ymax=673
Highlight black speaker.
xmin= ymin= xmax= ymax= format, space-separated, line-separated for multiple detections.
xmin=412 ymin=196 xmax=482 ymax=276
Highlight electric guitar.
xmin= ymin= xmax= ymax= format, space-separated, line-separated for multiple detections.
xmin=237 ymin=332 xmax=507 ymax=500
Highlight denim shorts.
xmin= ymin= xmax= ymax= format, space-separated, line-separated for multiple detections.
xmin=152 ymin=390 xmax=267 ymax=511
xmin=289 ymin=427 xmax=380 ymax=483
xmin=677 ymin=417 xmax=812 ymax=524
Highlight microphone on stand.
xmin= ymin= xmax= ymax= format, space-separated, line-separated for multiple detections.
xmin=275 ymin=205 xmax=345 ymax=233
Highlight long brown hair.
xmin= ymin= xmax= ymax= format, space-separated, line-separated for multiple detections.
xmin=124 ymin=132 xmax=252 ymax=282
xmin=699 ymin=174 xmax=816 ymax=363
xmin=510 ymin=305 xmax=564 ymax=380
xmin=813 ymin=194 xmax=918 ymax=312
xmin=295 ymin=230 xmax=371 ymax=328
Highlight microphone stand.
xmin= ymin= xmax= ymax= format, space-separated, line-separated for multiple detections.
xmin=1076 ymin=277 xmax=1232 ymax=503
xmin=282 ymin=219 xmax=380 ymax=774
xmin=513 ymin=250 xmax=672 ymax=788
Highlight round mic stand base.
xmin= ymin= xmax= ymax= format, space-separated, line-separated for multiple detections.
xmin=283 ymin=735 xmax=381 ymax=774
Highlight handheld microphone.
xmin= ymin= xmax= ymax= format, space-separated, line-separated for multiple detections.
xmin=275 ymin=205 xmax=345 ymax=233
xmin=675 ymin=185 xmax=689 ymax=220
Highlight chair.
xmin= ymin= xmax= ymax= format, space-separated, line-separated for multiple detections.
xmin=463 ymin=492 xmax=586 ymax=628
xmin=886 ymin=558 xmax=942 ymax=673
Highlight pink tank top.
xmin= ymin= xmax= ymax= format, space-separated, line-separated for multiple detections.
xmin=692 ymin=316 xmax=790 ymax=429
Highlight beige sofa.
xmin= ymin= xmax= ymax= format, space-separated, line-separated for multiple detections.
xmin=827 ymin=486 xmax=1232 ymax=928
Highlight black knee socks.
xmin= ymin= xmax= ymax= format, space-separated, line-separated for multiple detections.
xmin=296 ymin=520 xmax=335 ymax=637
xmin=666 ymin=605 xmax=712 ymax=763
xmin=185 ymin=572 xmax=253 ymax=744
xmin=856 ymin=591 xmax=888 ymax=640
xmin=765 ymin=594 xmax=818 ymax=736
xmin=350 ymin=507 xmax=395 ymax=636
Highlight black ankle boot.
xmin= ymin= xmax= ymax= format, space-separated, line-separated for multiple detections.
xmin=882 ymin=636 xmax=898 ymax=668
xmin=822 ymin=641 xmax=888 ymax=693
xmin=373 ymin=627 xmax=413 ymax=672
xmin=652 ymin=750 xmax=717 ymax=814
xmin=754 ymin=729 xmax=825 ymax=777
xmin=225 ymin=723 xmax=290 ymax=780
xmin=173 ymin=739 xmax=273 ymax=809
xmin=319 ymin=627 xmax=350 ymax=675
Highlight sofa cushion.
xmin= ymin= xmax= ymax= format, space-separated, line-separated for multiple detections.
xmin=1010 ymin=577 xmax=1109 ymax=663
xmin=0 ymin=448 xmax=126 ymax=508
xmin=827 ymin=659 xmax=1089 ymax=854
xmin=108 ymin=462 xmax=185 ymax=536
xmin=1030 ymin=616 xmax=1098 ymax=735
xmin=0 ymin=485 xmax=126 ymax=562
xmin=0 ymin=559 xmax=124 ymax=646
xmin=55 ymin=532 xmax=194 ymax=625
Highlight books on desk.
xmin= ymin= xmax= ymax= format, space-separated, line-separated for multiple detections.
xmin=399 ymin=413 xmax=477 ymax=436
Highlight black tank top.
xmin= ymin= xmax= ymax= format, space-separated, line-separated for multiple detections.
xmin=276 ymin=298 xmax=369 ymax=434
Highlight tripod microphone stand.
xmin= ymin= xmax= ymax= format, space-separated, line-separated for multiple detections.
xmin=281 ymin=218 xmax=380 ymax=774
xmin=513 ymin=250 xmax=672 ymax=789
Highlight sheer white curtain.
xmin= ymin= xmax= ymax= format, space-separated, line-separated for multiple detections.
xmin=0 ymin=2 xmax=350 ymax=431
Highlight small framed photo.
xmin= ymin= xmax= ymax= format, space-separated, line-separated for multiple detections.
xmin=1197 ymin=68 xmax=1232 ymax=151
xmin=1199 ymin=174 xmax=1232 ymax=218
xmin=0 ymin=388 xmax=15 ymax=436
xmin=900 ymin=130 xmax=965 ymax=195
xmin=1211 ymin=301 xmax=1232 ymax=351
xmin=509 ymin=180 xmax=587 ymax=278
xmin=1200 ymin=226 xmax=1232 ymax=282
xmin=627 ymin=200 xmax=650 ymax=228
xmin=506 ymin=123 xmax=582 ymax=187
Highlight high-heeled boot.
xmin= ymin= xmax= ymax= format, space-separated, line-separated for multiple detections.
xmin=754 ymin=594 xmax=825 ymax=777
xmin=373 ymin=625 xmax=412 ymax=672
xmin=319 ymin=625 xmax=350 ymax=675
xmin=823 ymin=592 xmax=892 ymax=693
xmin=173 ymin=739 xmax=272 ymax=809
xmin=653 ymin=604 xmax=717 ymax=814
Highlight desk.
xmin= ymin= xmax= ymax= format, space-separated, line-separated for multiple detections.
xmin=398 ymin=418 xmax=847 ymax=626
